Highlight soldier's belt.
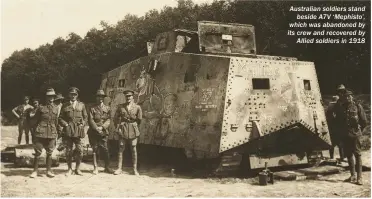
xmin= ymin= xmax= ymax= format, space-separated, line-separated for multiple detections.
xmin=122 ymin=119 xmax=136 ymax=123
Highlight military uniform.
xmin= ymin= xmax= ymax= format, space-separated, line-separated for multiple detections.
xmin=334 ymin=90 xmax=367 ymax=185
xmin=113 ymin=90 xmax=142 ymax=175
xmin=326 ymin=96 xmax=344 ymax=160
xmin=26 ymin=99 xmax=40 ymax=144
xmin=12 ymin=97 xmax=33 ymax=144
xmin=54 ymin=93 xmax=66 ymax=151
xmin=30 ymin=88 xmax=58 ymax=178
xmin=87 ymin=89 xmax=113 ymax=174
xmin=59 ymin=87 xmax=88 ymax=175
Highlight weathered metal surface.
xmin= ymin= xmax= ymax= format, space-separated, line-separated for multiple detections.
xmin=198 ymin=21 xmax=256 ymax=54
xmin=248 ymin=154 xmax=308 ymax=169
xmin=102 ymin=53 xmax=230 ymax=158
xmin=220 ymin=58 xmax=331 ymax=152
xmin=100 ymin=21 xmax=331 ymax=166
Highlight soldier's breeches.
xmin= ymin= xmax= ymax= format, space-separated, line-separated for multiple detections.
xmin=33 ymin=137 xmax=56 ymax=157
xmin=343 ymin=136 xmax=361 ymax=157
xmin=88 ymin=133 xmax=109 ymax=154
xmin=118 ymin=138 xmax=138 ymax=152
xmin=65 ymin=137 xmax=83 ymax=157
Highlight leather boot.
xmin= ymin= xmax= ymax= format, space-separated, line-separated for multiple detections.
xmin=18 ymin=134 xmax=22 ymax=145
xmin=339 ymin=145 xmax=345 ymax=161
xmin=114 ymin=152 xmax=123 ymax=175
xmin=46 ymin=154 xmax=55 ymax=178
xmin=132 ymin=147 xmax=139 ymax=176
xmin=65 ymin=151 xmax=74 ymax=176
xmin=29 ymin=156 xmax=39 ymax=178
xmin=329 ymin=147 xmax=334 ymax=159
xmin=345 ymin=156 xmax=356 ymax=182
xmin=75 ymin=153 xmax=83 ymax=176
xmin=25 ymin=133 xmax=29 ymax=145
xmin=356 ymin=155 xmax=363 ymax=185
xmin=103 ymin=151 xmax=113 ymax=174
xmin=92 ymin=153 xmax=98 ymax=175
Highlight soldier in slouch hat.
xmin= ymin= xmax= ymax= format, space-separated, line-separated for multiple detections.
xmin=334 ymin=90 xmax=367 ymax=185
xmin=29 ymin=88 xmax=59 ymax=178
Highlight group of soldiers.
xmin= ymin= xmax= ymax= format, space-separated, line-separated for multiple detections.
xmin=12 ymin=87 xmax=142 ymax=178
xmin=326 ymin=84 xmax=367 ymax=185
xmin=12 ymin=83 xmax=368 ymax=185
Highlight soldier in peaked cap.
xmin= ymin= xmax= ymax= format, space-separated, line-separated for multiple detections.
xmin=12 ymin=96 xmax=33 ymax=144
xmin=87 ymin=89 xmax=114 ymax=174
xmin=29 ymin=88 xmax=59 ymax=178
xmin=59 ymin=87 xmax=88 ymax=176
xmin=113 ymin=89 xmax=142 ymax=176
xmin=334 ymin=90 xmax=367 ymax=185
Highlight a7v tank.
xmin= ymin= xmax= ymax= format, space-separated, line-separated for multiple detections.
xmin=100 ymin=21 xmax=331 ymax=171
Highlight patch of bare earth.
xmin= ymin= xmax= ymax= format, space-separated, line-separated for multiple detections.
xmin=1 ymin=126 xmax=371 ymax=197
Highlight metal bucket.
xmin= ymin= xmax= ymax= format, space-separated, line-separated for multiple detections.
xmin=259 ymin=171 xmax=268 ymax=185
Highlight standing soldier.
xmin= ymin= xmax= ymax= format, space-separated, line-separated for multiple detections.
xmin=334 ymin=90 xmax=367 ymax=185
xmin=12 ymin=96 xmax=33 ymax=144
xmin=54 ymin=93 xmax=64 ymax=117
xmin=26 ymin=98 xmax=41 ymax=144
xmin=54 ymin=93 xmax=66 ymax=151
xmin=88 ymin=89 xmax=114 ymax=174
xmin=59 ymin=87 xmax=88 ymax=176
xmin=334 ymin=84 xmax=347 ymax=162
xmin=29 ymin=88 xmax=59 ymax=178
xmin=113 ymin=90 xmax=142 ymax=176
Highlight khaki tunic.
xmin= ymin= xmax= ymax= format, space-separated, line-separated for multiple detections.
xmin=59 ymin=101 xmax=88 ymax=138
xmin=14 ymin=104 xmax=33 ymax=127
xmin=34 ymin=104 xmax=59 ymax=139
xmin=88 ymin=104 xmax=111 ymax=134
xmin=88 ymin=104 xmax=111 ymax=150
xmin=114 ymin=102 xmax=142 ymax=139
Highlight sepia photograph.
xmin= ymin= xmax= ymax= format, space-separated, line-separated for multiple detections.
xmin=1 ymin=0 xmax=371 ymax=197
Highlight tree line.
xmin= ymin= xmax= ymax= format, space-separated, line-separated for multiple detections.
xmin=2 ymin=0 xmax=370 ymax=112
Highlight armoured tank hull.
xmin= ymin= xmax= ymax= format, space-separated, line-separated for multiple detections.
xmin=100 ymin=21 xmax=331 ymax=171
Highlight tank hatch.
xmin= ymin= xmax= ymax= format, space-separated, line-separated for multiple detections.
xmin=197 ymin=21 xmax=256 ymax=55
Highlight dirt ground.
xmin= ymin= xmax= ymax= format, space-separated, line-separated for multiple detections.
xmin=1 ymin=126 xmax=371 ymax=197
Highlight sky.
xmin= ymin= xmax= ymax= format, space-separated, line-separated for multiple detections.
xmin=1 ymin=0 xmax=212 ymax=63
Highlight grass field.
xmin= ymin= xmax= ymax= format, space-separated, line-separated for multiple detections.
xmin=1 ymin=125 xmax=371 ymax=197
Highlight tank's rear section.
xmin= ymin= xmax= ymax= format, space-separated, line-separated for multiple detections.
xmin=220 ymin=57 xmax=332 ymax=169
